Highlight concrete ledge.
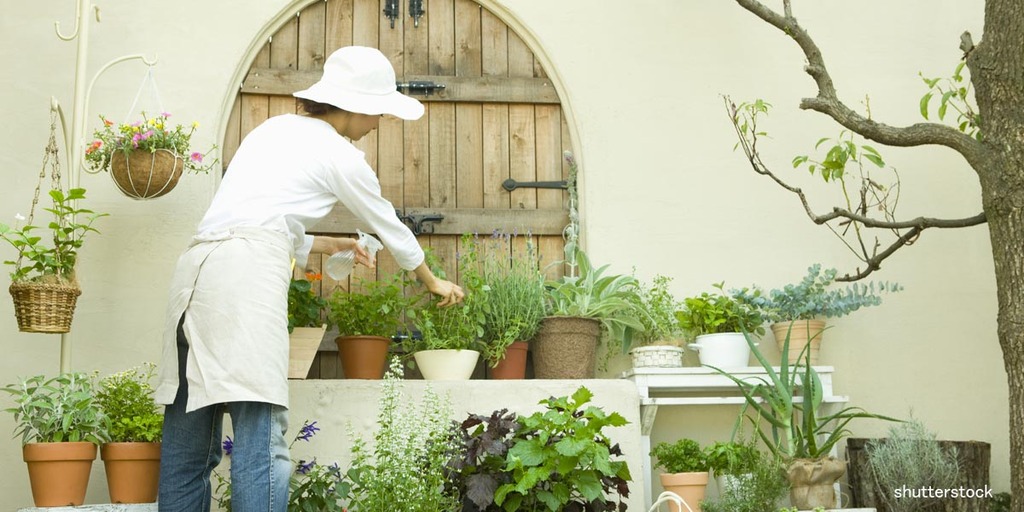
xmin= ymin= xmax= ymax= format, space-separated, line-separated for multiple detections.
xmin=17 ymin=505 xmax=156 ymax=512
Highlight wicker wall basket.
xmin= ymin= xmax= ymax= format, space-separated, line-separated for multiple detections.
xmin=110 ymin=149 xmax=184 ymax=200
xmin=9 ymin=280 xmax=82 ymax=333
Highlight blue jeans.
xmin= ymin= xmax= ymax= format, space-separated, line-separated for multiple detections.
xmin=159 ymin=317 xmax=291 ymax=512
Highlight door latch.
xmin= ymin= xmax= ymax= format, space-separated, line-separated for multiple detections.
xmin=396 ymin=209 xmax=445 ymax=235
xmin=395 ymin=81 xmax=446 ymax=96
xmin=501 ymin=178 xmax=568 ymax=192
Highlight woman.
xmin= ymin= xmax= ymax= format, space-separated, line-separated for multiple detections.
xmin=155 ymin=46 xmax=463 ymax=511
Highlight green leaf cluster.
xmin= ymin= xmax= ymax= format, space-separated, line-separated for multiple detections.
xmin=408 ymin=237 xmax=489 ymax=352
xmin=2 ymin=372 xmax=110 ymax=445
xmin=288 ymin=276 xmax=330 ymax=332
xmin=95 ymin=363 xmax=163 ymax=443
xmin=703 ymin=440 xmax=760 ymax=476
xmin=490 ymin=387 xmax=632 ymax=512
xmin=731 ymin=264 xmax=901 ymax=322
xmin=631 ymin=275 xmax=686 ymax=346
xmin=792 ymin=131 xmax=885 ymax=183
xmin=327 ymin=272 xmax=412 ymax=337
xmin=650 ymin=438 xmax=709 ymax=474
xmin=700 ymin=449 xmax=789 ymax=512
xmin=676 ymin=283 xmax=764 ymax=339
xmin=919 ymin=61 xmax=982 ymax=140
xmin=479 ymin=233 xmax=546 ymax=367
xmin=0 ymin=188 xmax=107 ymax=282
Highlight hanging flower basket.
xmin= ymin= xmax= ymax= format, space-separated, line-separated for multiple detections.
xmin=9 ymin=280 xmax=82 ymax=333
xmin=109 ymin=149 xmax=184 ymax=199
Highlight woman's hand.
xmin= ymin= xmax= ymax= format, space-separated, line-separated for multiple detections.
xmin=312 ymin=236 xmax=375 ymax=268
xmin=412 ymin=262 xmax=464 ymax=307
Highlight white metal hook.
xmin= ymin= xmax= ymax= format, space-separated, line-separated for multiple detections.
xmin=647 ymin=491 xmax=695 ymax=512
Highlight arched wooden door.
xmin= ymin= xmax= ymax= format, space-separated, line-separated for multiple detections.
xmin=221 ymin=0 xmax=572 ymax=377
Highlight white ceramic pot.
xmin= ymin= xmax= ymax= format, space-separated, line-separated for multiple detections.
xmin=688 ymin=333 xmax=755 ymax=369
xmin=413 ymin=349 xmax=480 ymax=380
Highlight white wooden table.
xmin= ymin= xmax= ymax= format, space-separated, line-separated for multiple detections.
xmin=620 ymin=366 xmax=849 ymax=509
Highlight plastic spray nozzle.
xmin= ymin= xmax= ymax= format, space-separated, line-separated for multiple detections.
xmin=325 ymin=230 xmax=384 ymax=280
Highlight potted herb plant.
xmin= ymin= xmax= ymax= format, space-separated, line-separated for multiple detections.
xmin=731 ymin=264 xmax=901 ymax=364
xmin=405 ymin=238 xmax=488 ymax=380
xmin=651 ymin=438 xmax=712 ymax=512
xmin=85 ymin=112 xmax=217 ymax=199
xmin=454 ymin=386 xmax=631 ymax=511
xmin=478 ymin=232 xmax=545 ymax=379
xmin=535 ymin=245 xmax=646 ymax=378
xmin=703 ymin=440 xmax=760 ymax=494
xmin=700 ymin=448 xmax=789 ymax=512
xmin=677 ymin=283 xmax=765 ymax=369
xmin=710 ymin=331 xmax=900 ymax=509
xmin=288 ymin=272 xmax=330 ymax=379
xmin=2 ymin=373 xmax=110 ymax=507
xmin=327 ymin=272 xmax=413 ymax=379
xmin=629 ymin=274 xmax=687 ymax=369
xmin=0 ymin=187 xmax=107 ymax=333
xmin=95 ymin=363 xmax=163 ymax=504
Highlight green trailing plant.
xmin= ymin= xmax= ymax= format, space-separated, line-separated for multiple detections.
xmin=479 ymin=232 xmax=546 ymax=367
xmin=85 ymin=112 xmax=217 ymax=174
xmin=95 ymin=363 xmax=162 ymax=443
xmin=866 ymin=417 xmax=960 ymax=512
xmin=650 ymin=438 xmax=709 ymax=474
xmin=700 ymin=450 xmax=789 ymax=512
xmin=676 ymin=283 xmax=765 ymax=339
xmin=0 ymin=188 xmax=107 ymax=282
xmin=731 ymin=264 xmax=902 ymax=323
xmin=492 ymin=386 xmax=632 ymax=511
xmin=327 ymin=272 xmax=413 ymax=337
xmin=407 ymin=236 xmax=489 ymax=353
xmin=2 ymin=372 xmax=110 ymax=445
xmin=704 ymin=440 xmax=760 ymax=477
xmin=632 ymin=274 xmax=686 ymax=346
xmin=545 ymin=246 xmax=646 ymax=353
xmin=710 ymin=332 xmax=899 ymax=461
xmin=288 ymin=272 xmax=329 ymax=333
xmin=344 ymin=358 xmax=462 ymax=512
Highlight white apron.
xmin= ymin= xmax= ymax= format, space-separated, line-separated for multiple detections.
xmin=154 ymin=227 xmax=292 ymax=412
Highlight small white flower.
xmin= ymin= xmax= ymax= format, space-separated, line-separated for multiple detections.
xmin=14 ymin=213 xmax=25 ymax=222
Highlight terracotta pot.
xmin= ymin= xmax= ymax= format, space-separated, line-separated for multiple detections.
xmin=413 ymin=349 xmax=480 ymax=380
xmin=490 ymin=341 xmax=529 ymax=379
xmin=101 ymin=442 xmax=161 ymax=503
xmin=23 ymin=441 xmax=97 ymax=507
xmin=771 ymin=320 xmax=826 ymax=365
xmin=336 ymin=335 xmax=391 ymax=379
xmin=110 ymin=148 xmax=184 ymax=199
xmin=659 ymin=471 xmax=709 ymax=512
xmin=786 ymin=457 xmax=846 ymax=510
xmin=532 ymin=317 xmax=601 ymax=379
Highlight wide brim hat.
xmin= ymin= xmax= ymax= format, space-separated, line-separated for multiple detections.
xmin=293 ymin=46 xmax=424 ymax=121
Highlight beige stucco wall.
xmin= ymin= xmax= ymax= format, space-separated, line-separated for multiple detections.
xmin=0 ymin=0 xmax=1003 ymax=508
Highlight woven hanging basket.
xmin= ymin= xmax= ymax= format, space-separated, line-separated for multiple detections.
xmin=9 ymin=280 xmax=82 ymax=333
xmin=109 ymin=149 xmax=184 ymax=199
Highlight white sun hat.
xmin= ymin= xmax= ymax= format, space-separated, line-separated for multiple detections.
xmin=293 ymin=46 xmax=424 ymax=121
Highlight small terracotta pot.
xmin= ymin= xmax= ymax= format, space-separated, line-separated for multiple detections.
xmin=771 ymin=320 xmax=826 ymax=365
xmin=101 ymin=442 xmax=161 ymax=503
xmin=336 ymin=335 xmax=391 ymax=379
xmin=23 ymin=441 xmax=97 ymax=507
xmin=659 ymin=471 xmax=710 ymax=512
xmin=490 ymin=341 xmax=529 ymax=379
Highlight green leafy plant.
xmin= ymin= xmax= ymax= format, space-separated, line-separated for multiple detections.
xmin=650 ymin=438 xmax=709 ymax=474
xmin=632 ymin=274 xmax=686 ymax=345
xmin=710 ymin=332 xmax=899 ymax=460
xmin=700 ymin=450 xmax=789 ymax=512
xmin=545 ymin=246 xmax=646 ymax=353
xmin=731 ymin=264 xmax=902 ymax=323
xmin=2 ymin=373 xmax=110 ymax=445
xmin=492 ymin=386 xmax=632 ymax=511
xmin=0 ymin=188 xmax=107 ymax=282
xmin=85 ymin=112 xmax=217 ymax=174
xmin=704 ymin=440 xmax=760 ymax=477
xmin=479 ymin=232 xmax=546 ymax=367
xmin=452 ymin=408 xmax=521 ymax=510
xmin=214 ymin=420 xmax=351 ymax=512
xmin=407 ymin=237 xmax=489 ymax=353
xmin=676 ymin=283 xmax=765 ymax=339
xmin=327 ymin=272 xmax=412 ymax=337
xmin=288 ymin=272 xmax=329 ymax=333
xmin=95 ymin=363 xmax=162 ymax=443
xmin=866 ymin=417 xmax=960 ymax=512
xmin=920 ymin=61 xmax=981 ymax=140
xmin=344 ymin=358 xmax=462 ymax=511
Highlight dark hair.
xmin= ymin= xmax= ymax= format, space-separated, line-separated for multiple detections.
xmin=297 ymin=98 xmax=340 ymax=116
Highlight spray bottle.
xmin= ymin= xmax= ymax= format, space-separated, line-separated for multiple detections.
xmin=324 ymin=230 xmax=383 ymax=280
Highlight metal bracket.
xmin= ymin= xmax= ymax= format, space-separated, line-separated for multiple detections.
xmin=396 ymin=209 xmax=445 ymax=235
xmin=501 ymin=178 xmax=568 ymax=192
xmin=396 ymin=80 xmax=446 ymax=96
xmin=384 ymin=0 xmax=400 ymax=28
xmin=408 ymin=0 xmax=425 ymax=27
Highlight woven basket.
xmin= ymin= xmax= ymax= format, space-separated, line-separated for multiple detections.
xmin=110 ymin=149 xmax=184 ymax=199
xmin=9 ymin=280 xmax=82 ymax=333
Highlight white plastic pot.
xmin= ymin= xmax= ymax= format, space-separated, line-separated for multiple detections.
xmin=413 ymin=349 xmax=480 ymax=380
xmin=688 ymin=333 xmax=755 ymax=369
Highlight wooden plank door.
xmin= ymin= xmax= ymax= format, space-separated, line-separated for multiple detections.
xmin=220 ymin=0 xmax=572 ymax=378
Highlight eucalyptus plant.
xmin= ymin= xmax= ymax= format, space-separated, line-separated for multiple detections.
xmin=2 ymin=372 xmax=110 ymax=445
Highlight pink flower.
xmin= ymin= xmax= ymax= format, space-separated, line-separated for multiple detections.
xmin=143 ymin=130 xmax=154 ymax=140
xmin=161 ymin=112 xmax=172 ymax=118
xmin=190 ymin=152 xmax=203 ymax=163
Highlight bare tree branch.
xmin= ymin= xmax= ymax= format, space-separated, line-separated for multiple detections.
xmin=735 ymin=0 xmax=986 ymax=167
